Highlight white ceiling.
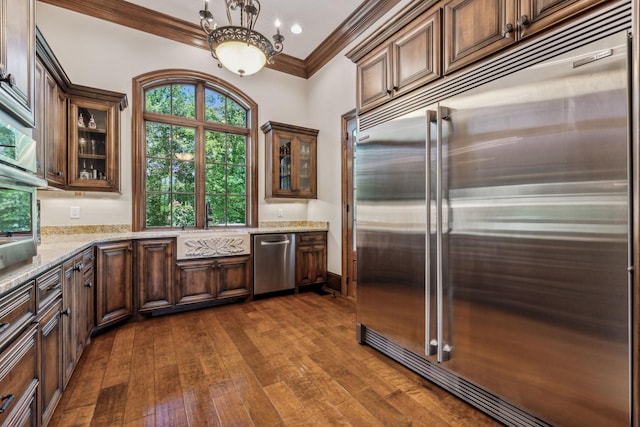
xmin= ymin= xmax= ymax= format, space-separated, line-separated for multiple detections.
xmin=124 ymin=0 xmax=364 ymax=59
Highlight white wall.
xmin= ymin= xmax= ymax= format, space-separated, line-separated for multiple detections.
xmin=36 ymin=0 xmax=412 ymax=275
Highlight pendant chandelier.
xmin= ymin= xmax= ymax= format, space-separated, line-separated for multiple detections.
xmin=199 ymin=0 xmax=285 ymax=77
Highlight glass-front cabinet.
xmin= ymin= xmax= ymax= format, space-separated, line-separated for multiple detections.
xmin=68 ymin=98 xmax=119 ymax=192
xmin=262 ymin=121 xmax=319 ymax=199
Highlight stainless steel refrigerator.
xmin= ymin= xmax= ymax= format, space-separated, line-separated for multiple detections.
xmin=356 ymin=31 xmax=631 ymax=426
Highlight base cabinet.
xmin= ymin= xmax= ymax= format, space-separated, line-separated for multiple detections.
xmin=136 ymin=239 xmax=175 ymax=313
xmin=95 ymin=241 xmax=133 ymax=331
xmin=0 ymin=324 xmax=38 ymax=427
xmin=176 ymin=255 xmax=251 ymax=306
xmin=295 ymin=232 xmax=328 ymax=289
xmin=38 ymin=299 xmax=62 ymax=427
xmin=61 ymin=249 xmax=93 ymax=387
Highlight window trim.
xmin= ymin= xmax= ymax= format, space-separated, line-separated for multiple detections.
xmin=132 ymin=69 xmax=258 ymax=231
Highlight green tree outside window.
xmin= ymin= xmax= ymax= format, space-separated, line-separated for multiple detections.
xmin=143 ymin=82 xmax=248 ymax=228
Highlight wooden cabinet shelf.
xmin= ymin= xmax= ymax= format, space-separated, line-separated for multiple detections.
xmin=262 ymin=121 xmax=319 ymax=199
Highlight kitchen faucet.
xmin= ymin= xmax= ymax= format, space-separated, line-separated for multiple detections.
xmin=205 ymin=200 xmax=213 ymax=229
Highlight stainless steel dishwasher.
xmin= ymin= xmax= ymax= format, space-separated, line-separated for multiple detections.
xmin=253 ymin=233 xmax=295 ymax=295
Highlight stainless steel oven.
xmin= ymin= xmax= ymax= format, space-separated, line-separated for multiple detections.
xmin=0 ymin=116 xmax=46 ymax=271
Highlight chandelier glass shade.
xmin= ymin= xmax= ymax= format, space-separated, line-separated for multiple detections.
xmin=199 ymin=0 xmax=285 ymax=76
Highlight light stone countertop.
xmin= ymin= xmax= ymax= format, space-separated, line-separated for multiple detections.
xmin=0 ymin=221 xmax=328 ymax=296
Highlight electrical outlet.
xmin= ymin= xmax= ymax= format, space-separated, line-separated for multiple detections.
xmin=277 ymin=208 xmax=283 ymax=218
xmin=69 ymin=206 xmax=81 ymax=219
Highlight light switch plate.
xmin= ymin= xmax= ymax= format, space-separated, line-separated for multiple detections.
xmin=70 ymin=206 xmax=81 ymax=219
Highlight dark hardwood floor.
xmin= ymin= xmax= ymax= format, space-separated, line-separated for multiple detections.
xmin=50 ymin=291 xmax=500 ymax=426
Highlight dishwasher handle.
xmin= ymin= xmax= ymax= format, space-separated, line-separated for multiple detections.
xmin=260 ymin=239 xmax=291 ymax=246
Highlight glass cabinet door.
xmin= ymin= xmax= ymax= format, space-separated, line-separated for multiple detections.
xmin=278 ymin=135 xmax=292 ymax=191
xmin=68 ymin=98 xmax=119 ymax=192
xmin=262 ymin=121 xmax=318 ymax=199
xmin=298 ymin=138 xmax=312 ymax=193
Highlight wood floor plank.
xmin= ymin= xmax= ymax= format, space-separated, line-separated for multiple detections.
xmin=51 ymin=292 xmax=501 ymax=427
xmin=101 ymin=325 xmax=136 ymax=388
xmin=123 ymin=322 xmax=155 ymax=423
xmin=263 ymin=381 xmax=317 ymax=426
xmin=90 ymin=383 xmax=129 ymax=426
xmin=154 ymin=365 xmax=188 ymax=426
xmin=222 ymin=352 xmax=284 ymax=426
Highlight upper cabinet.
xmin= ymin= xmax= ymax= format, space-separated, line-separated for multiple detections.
xmin=262 ymin=121 xmax=319 ymax=199
xmin=357 ymin=9 xmax=441 ymax=113
xmin=349 ymin=0 xmax=608 ymax=112
xmin=68 ymin=97 xmax=120 ymax=191
xmin=443 ymin=0 xmax=604 ymax=73
xmin=34 ymin=29 xmax=127 ymax=192
xmin=0 ymin=0 xmax=35 ymax=126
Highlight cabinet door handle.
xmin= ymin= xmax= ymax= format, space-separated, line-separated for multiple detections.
xmin=517 ymin=15 xmax=530 ymax=27
xmin=85 ymin=281 xmax=92 ymax=288
xmin=61 ymin=308 xmax=71 ymax=317
xmin=502 ymin=23 xmax=514 ymax=37
xmin=0 ymin=394 xmax=14 ymax=413
xmin=0 ymin=72 xmax=15 ymax=87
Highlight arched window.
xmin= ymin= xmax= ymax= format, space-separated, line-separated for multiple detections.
xmin=132 ymin=70 xmax=258 ymax=230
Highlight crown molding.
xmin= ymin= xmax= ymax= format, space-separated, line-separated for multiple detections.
xmin=37 ymin=0 xmax=400 ymax=79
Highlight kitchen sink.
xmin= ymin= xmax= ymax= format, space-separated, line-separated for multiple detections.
xmin=176 ymin=231 xmax=250 ymax=260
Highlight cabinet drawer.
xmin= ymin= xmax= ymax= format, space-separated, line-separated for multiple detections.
xmin=0 ymin=324 xmax=38 ymax=426
xmin=36 ymin=267 xmax=62 ymax=312
xmin=0 ymin=283 xmax=36 ymax=353
xmin=297 ymin=232 xmax=326 ymax=245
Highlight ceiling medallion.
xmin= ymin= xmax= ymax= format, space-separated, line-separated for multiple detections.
xmin=199 ymin=0 xmax=285 ymax=77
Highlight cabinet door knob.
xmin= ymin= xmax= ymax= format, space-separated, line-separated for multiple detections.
xmin=56 ymin=171 xmax=64 ymax=177
xmin=85 ymin=281 xmax=92 ymax=288
xmin=502 ymin=23 xmax=514 ymax=37
xmin=61 ymin=308 xmax=71 ymax=317
xmin=0 ymin=72 xmax=15 ymax=87
xmin=386 ymin=88 xmax=393 ymax=95
xmin=517 ymin=15 xmax=530 ymax=27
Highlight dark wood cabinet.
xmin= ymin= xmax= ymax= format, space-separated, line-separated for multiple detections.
xmin=34 ymin=30 xmax=126 ymax=192
xmin=262 ymin=121 xmax=319 ymax=199
xmin=38 ymin=298 xmax=62 ymax=427
xmin=175 ymin=259 xmax=217 ymax=306
xmin=443 ymin=0 xmax=607 ymax=73
xmin=95 ymin=241 xmax=133 ymax=331
xmin=0 ymin=324 xmax=38 ymax=427
xmin=68 ymin=97 xmax=120 ymax=192
xmin=357 ymin=9 xmax=441 ymax=112
xmin=34 ymin=54 xmax=67 ymax=185
xmin=61 ymin=249 xmax=93 ymax=387
xmin=176 ymin=255 xmax=251 ymax=306
xmin=136 ymin=238 xmax=175 ymax=312
xmin=295 ymin=232 xmax=328 ymax=289
xmin=217 ymin=255 xmax=252 ymax=299
xmin=0 ymin=0 xmax=36 ymax=126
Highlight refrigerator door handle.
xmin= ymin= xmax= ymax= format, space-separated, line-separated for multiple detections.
xmin=426 ymin=109 xmax=437 ymax=356
xmin=437 ymin=105 xmax=452 ymax=363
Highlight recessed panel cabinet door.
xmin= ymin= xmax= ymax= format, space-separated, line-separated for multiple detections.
xmin=95 ymin=241 xmax=133 ymax=329
xmin=136 ymin=239 xmax=175 ymax=312
xmin=518 ymin=0 xmax=605 ymax=38
xmin=357 ymin=46 xmax=392 ymax=113
xmin=0 ymin=0 xmax=35 ymax=126
xmin=444 ymin=0 xmax=515 ymax=74
xmin=392 ymin=9 xmax=441 ymax=99
xmin=217 ymin=255 xmax=251 ymax=299
xmin=175 ymin=259 xmax=217 ymax=305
